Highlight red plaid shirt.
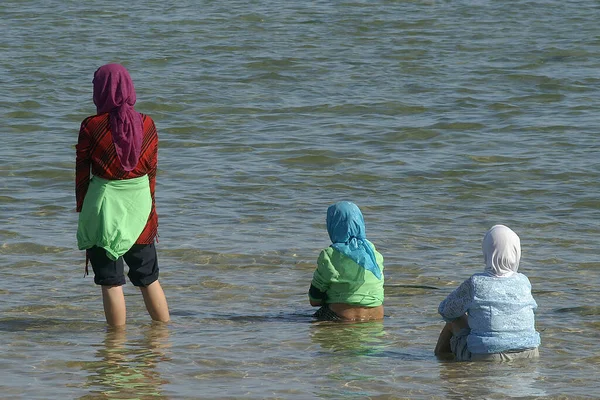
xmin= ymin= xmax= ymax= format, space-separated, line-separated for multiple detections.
xmin=76 ymin=113 xmax=159 ymax=244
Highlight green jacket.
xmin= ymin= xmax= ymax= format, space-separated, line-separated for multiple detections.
xmin=77 ymin=175 xmax=151 ymax=260
xmin=310 ymin=245 xmax=384 ymax=307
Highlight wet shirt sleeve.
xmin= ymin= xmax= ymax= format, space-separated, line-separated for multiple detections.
xmin=525 ymin=276 xmax=538 ymax=312
xmin=309 ymin=249 xmax=339 ymax=300
xmin=145 ymin=116 xmax=158 ymax=209
xmin=438 ymin=278 xmax=473 ymax=322
xmin=75 ymin=119 xmax=92 ymax=212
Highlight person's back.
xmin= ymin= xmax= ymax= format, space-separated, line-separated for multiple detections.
xmin=315 ymin=245 xmax=384 ymax=308
xmin=78 ymin=112 xmax=157 ymax=181
xmin=76 ymin=112 xmax=159 ymax=245
xmin=461 ymin=273 xmax=540 ymax=354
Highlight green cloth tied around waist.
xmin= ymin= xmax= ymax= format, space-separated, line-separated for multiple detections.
xmin=77 ymin=175 xmax=151 ymax=260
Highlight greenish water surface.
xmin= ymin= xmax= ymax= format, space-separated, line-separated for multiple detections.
xmin=1 ymin=1 xmax=599 ymax=398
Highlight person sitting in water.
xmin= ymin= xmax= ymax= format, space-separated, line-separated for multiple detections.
xmin=308 ymin=201 xmax=384 ymax=321
xmin=434 ymin=224 xmax=541 ymax=361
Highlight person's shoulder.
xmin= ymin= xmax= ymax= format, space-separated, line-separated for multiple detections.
xmin=470 ymin=272 xmax=487 ymax=280
xmin=514 ymin=272 xmax=533 ymax=285
xmin=81 ymin=113 xmax=107 ymax=124
xmin=366 ymin=239 xmax=380 ymax=251
xmin=366 ymin=240 xmax=384 ymax=266
xmin=139 ymin=113 xmax=155 ymax=123
xmin=81 ymin=115 xmax=95 ymax=124
xmin=317 ymin=247 xmax=335 ymax=268
xmin=140 ymin=113 xmax=157 ymax=131
xmin=320 ymin=246 xmax=335 ymax=257
xmin=80 ymin=113 xmax=108 ymax=131
xmin=320 ymin=246 xmax=342 ymax=263
xmin=467 ymin=273 xmax=488 ymax=286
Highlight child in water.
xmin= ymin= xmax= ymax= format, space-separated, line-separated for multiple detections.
xmin=434 ymin=224 xmax=541 ymax=361
xmin=308 ymin=201 xmax=384 ymax=321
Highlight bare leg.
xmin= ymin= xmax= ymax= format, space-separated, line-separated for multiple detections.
xmin=434 ymin=322 xmax=454 ymax=356
xmin=140 ymin=280 xmax=170 ymax=323
xmin=434 ymin=314 xmax=470 ymax=358
xmin=101 ymin=285 xmax=127 ymax=327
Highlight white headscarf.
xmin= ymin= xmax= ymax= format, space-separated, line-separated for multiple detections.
xmin=482 ymin=224 xmax=521 ymax=277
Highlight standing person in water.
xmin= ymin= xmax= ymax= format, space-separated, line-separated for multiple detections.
xmin=308 ymin=201 xmax=384 ymax=321
xmin=76 ymin=64 xmax=170 ymax=327
xmin=434 ymin=224 xmax=540 ymax=361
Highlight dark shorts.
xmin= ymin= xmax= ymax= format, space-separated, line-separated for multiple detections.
xmin=87 ymin=243 xmax=159 ymax=287
xmin=313 ymin=304 xmax=343 ymax=321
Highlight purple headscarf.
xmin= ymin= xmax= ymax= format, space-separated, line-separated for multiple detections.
xmin=93 ymin=64 xmax=143 ymax=171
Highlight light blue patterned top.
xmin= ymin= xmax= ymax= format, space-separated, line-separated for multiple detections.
xmin=438 ymin=272 xmax=541 ymax=354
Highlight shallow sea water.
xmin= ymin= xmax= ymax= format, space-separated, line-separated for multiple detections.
xmin=1 ymin=0 xmax=600 ymax=398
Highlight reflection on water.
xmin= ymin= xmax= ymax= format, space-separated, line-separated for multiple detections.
xmin=0 ymin=316 xmax=78 ymax=332
xmin=310 ymin=321 xmax=387 ymax=356
xmin=438 ymin=358 xmax=547 ymax=399
xmin=79 ymin=324 xmax=171 ymax=400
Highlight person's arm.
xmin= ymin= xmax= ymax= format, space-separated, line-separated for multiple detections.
xmin=75 ymin=119 xmax=91 ymax=212
xmin=146 ymin=117 xmax=158 ymax=212
xmin=309 ymin=284 xmax=326 ymax=307
xmin=371 ymin=242 xmax=384 ymax=277
xmin=438 ymin=278 xmax=473 ymax=321
xmin=308 ymin=249 xmax=337 ymax=307
xmin=525 ymin=276 xmax=539 ymax=312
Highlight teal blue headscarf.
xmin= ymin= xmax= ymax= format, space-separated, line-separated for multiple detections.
xmin=326 ymin=201 xmax=382 ymax=280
